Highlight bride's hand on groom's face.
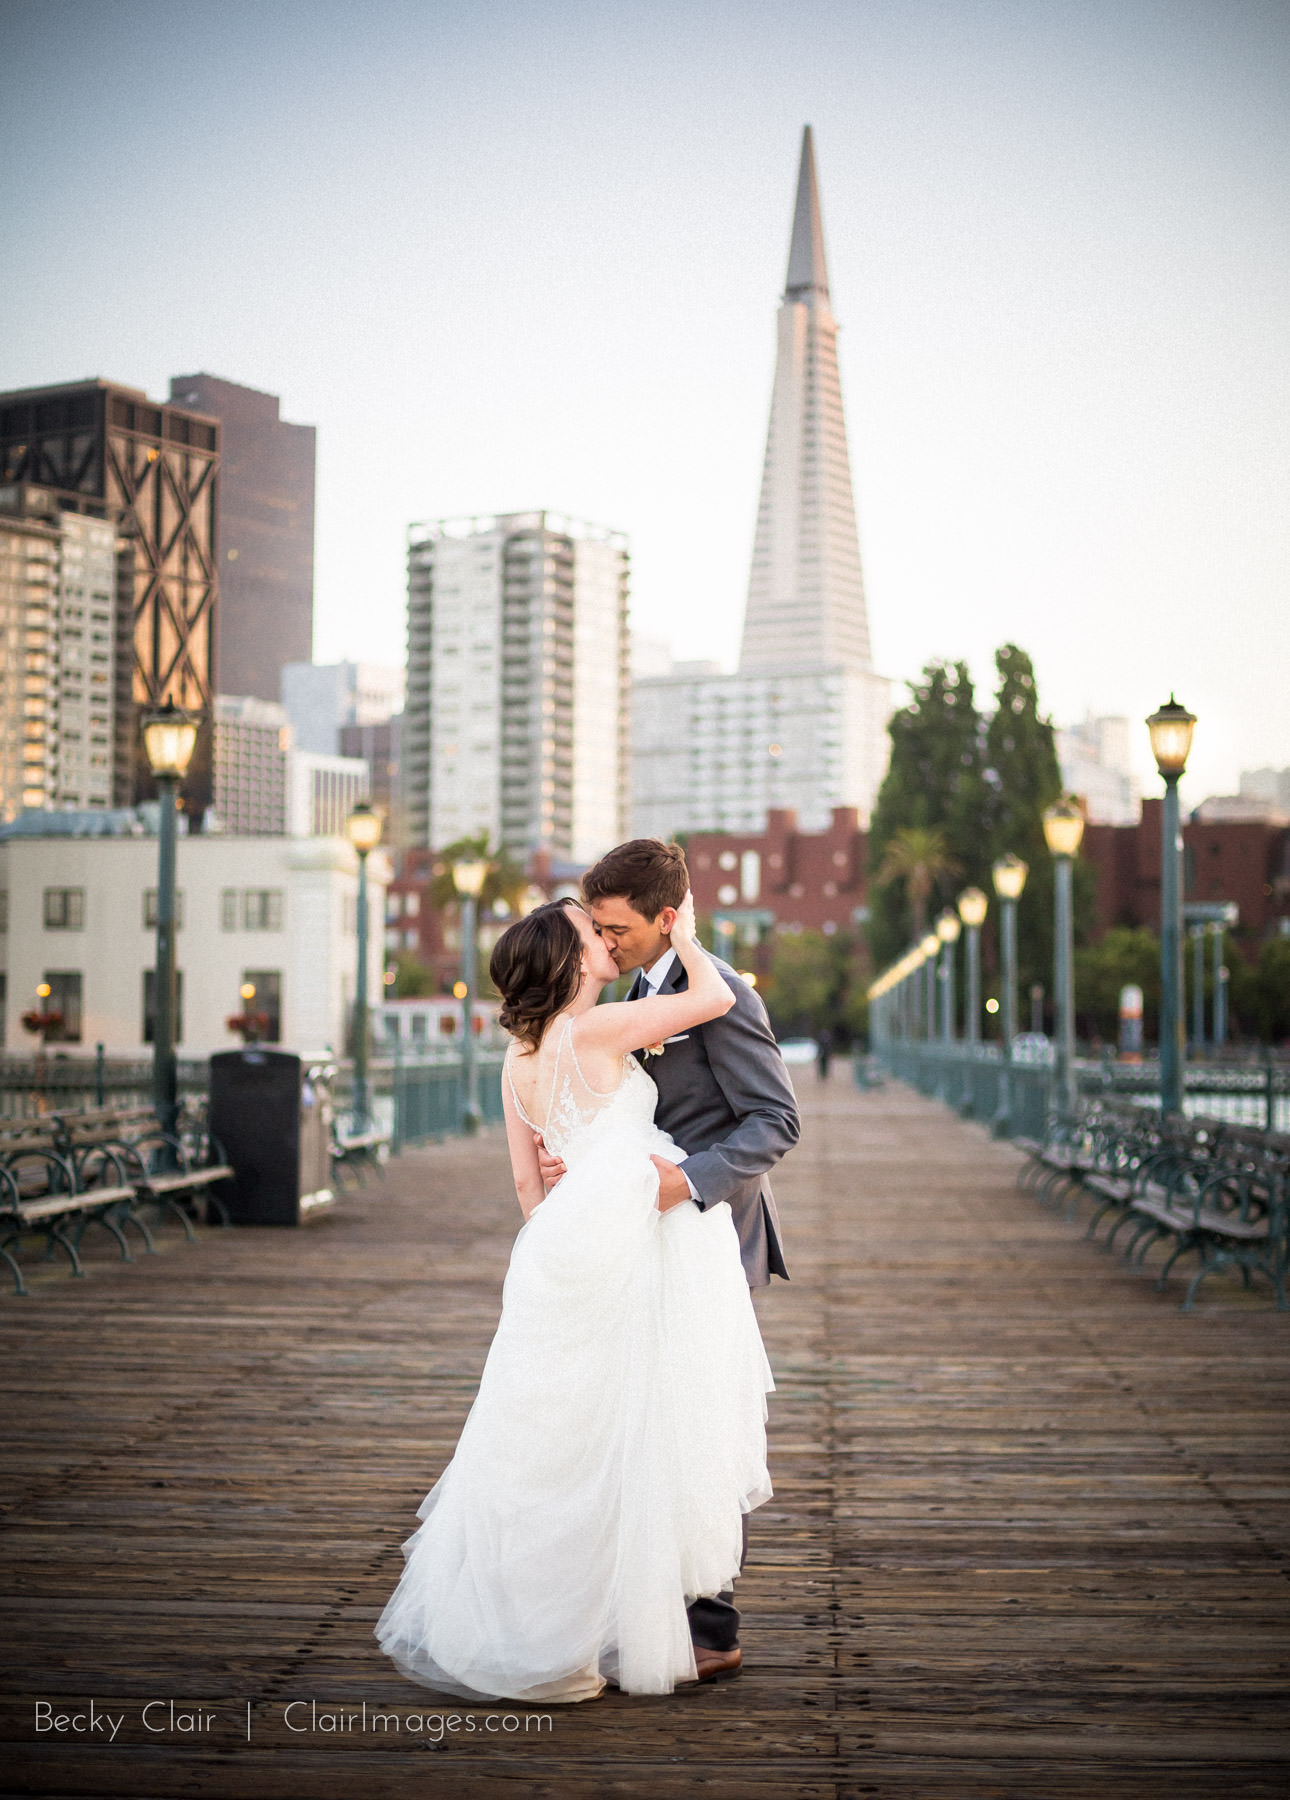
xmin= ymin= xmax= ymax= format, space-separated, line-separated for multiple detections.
xmin=669 ymin=891 xmax=697 ymax=946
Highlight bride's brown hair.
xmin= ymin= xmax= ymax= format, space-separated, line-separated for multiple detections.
xmin=489 ymin=900 xmax=586 ymax=1053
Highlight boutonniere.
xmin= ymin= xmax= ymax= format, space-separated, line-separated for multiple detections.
xmin=642 ymin=1042 xmax=665 ymax=1059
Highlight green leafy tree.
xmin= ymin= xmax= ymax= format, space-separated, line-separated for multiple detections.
xmin=1072 ymin=927 xmax=1160 ymax=1042
xmin=388 ymin=949 xmax=435 ymax=999
xmin=1254 ymin=937 xmax=1290 ymax=1043
xmin=867 ymin=659 xmax=988 ymax=967
xmin=981 ymin=643 xmax=1074 ymax=1011
xmin=763 ymin=928 xmax=871 ymax=1044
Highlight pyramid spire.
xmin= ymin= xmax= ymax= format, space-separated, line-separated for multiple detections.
xmin=785 ymin=125 xmax=829 ymax=300
xmin=739 ymin=128 xmax=873 ymax=675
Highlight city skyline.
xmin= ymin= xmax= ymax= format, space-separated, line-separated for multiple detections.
xmin=3 ymin=0 xmax=1287 ymax=805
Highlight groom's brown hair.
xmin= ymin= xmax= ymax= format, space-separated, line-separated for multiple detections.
xmin=582 ymin=838 xmax=689 ymax=921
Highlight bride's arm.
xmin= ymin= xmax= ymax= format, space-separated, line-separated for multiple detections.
xmin=575 ymin=892 xmax=735 ymax=1059
xmin=501 ymin=1076 xmax=546 ymax=1219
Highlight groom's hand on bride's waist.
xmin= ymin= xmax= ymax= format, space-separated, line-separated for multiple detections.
xmin=534 ymin=1134 xmax=566 ymax=1192
xmin=651 ymin=1155 xmax=697 ymax=1213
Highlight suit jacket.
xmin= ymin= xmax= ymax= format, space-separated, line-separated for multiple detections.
xmin=635 ymin=951 xmax=799 ymax=1286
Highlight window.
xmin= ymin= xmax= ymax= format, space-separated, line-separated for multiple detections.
xmin=43 ymin=887 xmax=84 ymax=930
xmin=142 ymin=970 xmax=185 ymax=1045
xmin=243 ymin=890 xmax=284 ymax=931
xmin=143 ymin=889 xmax=185 ymax=929
xmin=42 ymin=971 xmax=83 ymax=1042
xmin=0 ymin=891 xmax=7 ymax=934
xmin=241 ymin=971 xmax=282 ymax=1042
xmin=220 ymin=889 xmax=238 ymax=931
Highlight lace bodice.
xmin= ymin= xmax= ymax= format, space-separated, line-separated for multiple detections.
xmin=505 ymin=1018 xmax=658 ymax=1162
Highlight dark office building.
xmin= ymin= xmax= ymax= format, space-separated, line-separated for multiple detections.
xmin=340 ymin=713 xmax=403 ymax=844
xmin=168 ymin=374 xmax=315 ymax=703
xmin=0 ymin=379 xmax=220 ymax=818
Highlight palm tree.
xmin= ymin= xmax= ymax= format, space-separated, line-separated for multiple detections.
xmin=875 ymin=827 xmax=962 ymax=938
xmin=429 ymin=834 xmax=528 ymax=917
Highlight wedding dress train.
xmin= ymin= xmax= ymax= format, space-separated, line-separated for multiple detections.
xmin=373 ymin=1020 xmax=774 ymax=1702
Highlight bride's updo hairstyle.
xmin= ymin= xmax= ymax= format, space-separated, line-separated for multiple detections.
xmin=489 ymin=900 xmax=585 ymax=1053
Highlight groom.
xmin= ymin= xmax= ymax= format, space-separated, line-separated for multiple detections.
xmin=535 ymin=836 xmax=800 ymax=1682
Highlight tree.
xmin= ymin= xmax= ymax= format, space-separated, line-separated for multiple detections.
xmin=867 ymin=659 xmax=988 ymax=967
xmin=1254 ymin=937 xmax=1290 ymax=1043
xmin=429 ymin=834 xmax=528 ymax=916
xmin=762 ymin=928 xmax=872 ymax=1044
xmin=875 ymin=826 xmax=962 ymax=939
xmin=1073 ymin=927 xmax=1160 ymax=1042
xmin=981 ymin=643 xmax=1072 ymax=1011
xmin=388 ymin=949 xmax=435 ymax=999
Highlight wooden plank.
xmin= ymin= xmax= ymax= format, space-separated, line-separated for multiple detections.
xmin=1 ymin=1073 xmax=1288 ymax=1796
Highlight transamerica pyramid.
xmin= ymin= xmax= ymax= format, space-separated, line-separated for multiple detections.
xmin=740 ymin=125 xmax=873 ymax=675
xmin=631 ymin=128 xmax=891 ymax=841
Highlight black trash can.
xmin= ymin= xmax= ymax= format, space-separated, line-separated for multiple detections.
xmin=209 ymin=1049 xmax=335 ymax=1225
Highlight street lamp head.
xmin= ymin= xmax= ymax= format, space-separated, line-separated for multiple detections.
xmin=141 ymin=702 xmax=199 ymax=780
xmin=935 ymin=910 xmax=961 ymax=944
xmin=1146 ymin=695 xmax=1197 ymax=778
xmin=452 ymin=857 xmax=490 ymax=898
xmin=957 ymin=886 xmax=988 ymax=929
xmin=344 ymin=801 xmax=382 ymax=856
xmin=991 ymin=852 xmax=1028 ymax=901
xmin=920 ymin=933 xmax=940 ymax=959
xmin=240 ymin=983 xmax=256 ymax=1001
xmin=1043 ymin=795 xmax=1086 ymax=859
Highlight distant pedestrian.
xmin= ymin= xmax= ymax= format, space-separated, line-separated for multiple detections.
xmin=815 ymin=1028 xmax=833 ymax=1081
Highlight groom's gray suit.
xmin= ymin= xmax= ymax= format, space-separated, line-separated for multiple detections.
xmin=631 ymin=949 xmax=799 ymax=1285
xmin=630 ymin=947 xmax=799 ymax=1652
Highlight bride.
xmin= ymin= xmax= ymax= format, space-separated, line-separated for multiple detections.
xmin=373 ymin=891 xmax=774 ymax=1703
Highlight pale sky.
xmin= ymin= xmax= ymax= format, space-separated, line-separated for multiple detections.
xmin=3 ymin=0 xmax=1287 ymax=805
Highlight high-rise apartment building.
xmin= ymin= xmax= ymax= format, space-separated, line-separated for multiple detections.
xmin=0 ymin=379 xmax=219 ymax=818
xmin=0 ymin=485 xmax=123 ymax=822
xmin=403 ymin=512 xmax=630 ymax=862
xmin=212 ymin=695 xmax=291 ymax=834
xmin=633 ymin=129 xmax=892 ymax=837
xmin=168 ymin=375 xmax=316 ymax=703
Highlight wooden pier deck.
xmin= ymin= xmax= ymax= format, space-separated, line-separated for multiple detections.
xmin=2 ymin=1073 xmax=1288 ymax=1798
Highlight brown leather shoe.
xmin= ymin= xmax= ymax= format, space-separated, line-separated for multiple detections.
xmin=688 ymin=1646 xmax=742 ymax=1683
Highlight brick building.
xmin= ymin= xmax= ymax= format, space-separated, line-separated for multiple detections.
xmin=1083 ymin=798 xmax=1290 ymax=955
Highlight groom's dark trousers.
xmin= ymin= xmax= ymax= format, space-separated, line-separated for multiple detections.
xmin=629 ymin=951 xmax=800 ymax=1651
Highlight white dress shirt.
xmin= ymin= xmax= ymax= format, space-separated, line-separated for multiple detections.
xmin=636 ymin=948 xmax=700 ymax=1203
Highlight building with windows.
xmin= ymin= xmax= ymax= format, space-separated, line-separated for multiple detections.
xmin=212 ymin=695 xmax=291 ymax=834
xmin=0 ymin=487 xmax=122 ymax=822
xmin=286 ymin=749 xmax=370 ymax=838
xmin=403 ymin=511 xmax=630 ymax=862
xmin=1057 ymin=715 xmax=1141 ymax=826
xmin=168 ymin=374 xmax=316 ymax=704
xmin=0 ymin=379 xmax=220 ymax=819
xmin=632 ymin=128 xmax=892 ymax=837
xmin=280 ymin=660 xmax=404 ymax=755
xmin=0 ymin=826 xmax=385 ymax=1056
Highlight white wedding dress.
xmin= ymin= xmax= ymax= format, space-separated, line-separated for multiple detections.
xmin=373 ymin=1018 xmax=775 ymax=1702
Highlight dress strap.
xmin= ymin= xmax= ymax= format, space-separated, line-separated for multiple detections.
xmin=504 ymin=1047 xmax=538 ymax=1131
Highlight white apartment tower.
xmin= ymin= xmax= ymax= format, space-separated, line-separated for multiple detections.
xmin=633 ymin=128 xmax=892 ymax=838
xmin=0 ymin=487 xmax=120 ymax=824
xmin=404 ymin=512 xmax=630 ymax=863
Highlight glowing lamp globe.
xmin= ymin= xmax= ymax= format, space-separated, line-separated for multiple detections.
xmin=957 ymin=887 xmax=988 ymax=929
xmin=992 ymin=853 xmax=1028 ymax=901
xmin=1043 ymin=797 xmax=1086 ymax=860
xmin=141 ymin=702 xmax=198 ymax=780
xmin=345 ymin=802 xmax=383 ymax=856
xmin=1146 ymin=696 xmax=1197 ymax=778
